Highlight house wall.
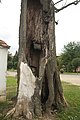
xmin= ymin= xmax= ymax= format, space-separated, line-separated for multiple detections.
xmin=0 ymin=47 xmax=8 ymax=101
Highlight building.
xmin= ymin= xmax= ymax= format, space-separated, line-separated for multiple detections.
xmin=0 ymin=40 xmax=10 ymax=101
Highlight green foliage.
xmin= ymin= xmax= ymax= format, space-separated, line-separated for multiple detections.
xmin=12 ymin=51 xmax=18 ymax=69
xmin=67 ymin=62 xmax=73 ymax=72
xmin=7 ymin=52 xmax=13 ymax=69
xmin=60 ymin=42 xmax=80 ymax=72
xmin=7 ymin=51 xmax=18 ymax=70
xmin=72 ymin=58 xmax=80 ymax=72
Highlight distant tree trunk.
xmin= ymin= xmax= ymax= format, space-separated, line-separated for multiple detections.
xmin=6 ymin=0 xmax=67 ymax=119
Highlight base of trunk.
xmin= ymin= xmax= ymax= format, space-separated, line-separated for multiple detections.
xmin=6 ymin=61 xmax=67 ymax=120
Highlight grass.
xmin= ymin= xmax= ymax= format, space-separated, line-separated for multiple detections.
xmin=0 ymin=76 xmax=17 ymax=120
xmin=0 ymin=76 xmax=80 ymax=120
xmin=6 ymin=76 xmax=17 ymax=100
xmin=6 ymin=76 xmax=17 ymax=87
xmin=57 ymin=82 xmax=80 ymax=120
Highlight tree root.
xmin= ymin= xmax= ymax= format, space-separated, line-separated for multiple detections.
xmin=5 ymin=107 xmax=15 ymax=119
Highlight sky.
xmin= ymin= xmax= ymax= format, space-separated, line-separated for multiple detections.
xmin=0 ymin=0 xmax=80 ymax=55
xmin=0 ymin=0 xmax=21 ymax=54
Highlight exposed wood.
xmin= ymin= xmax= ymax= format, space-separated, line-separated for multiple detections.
xmin=6 ymin=0 xmax=67 ymax=119
xmin=17 ymin=0 xmax=27 ymax=96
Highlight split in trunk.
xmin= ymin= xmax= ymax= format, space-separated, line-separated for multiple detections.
xmin=6 ymin=0 xmax=67 ymax=119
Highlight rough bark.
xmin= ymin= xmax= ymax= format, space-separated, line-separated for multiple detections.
xmin=6 ymin=0 xmax=67 ymax=119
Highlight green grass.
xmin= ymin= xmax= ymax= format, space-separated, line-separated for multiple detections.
xmin=6 ymin=76 xmax=17 ymax=87
xmin=6 ymin=76 xmax=17 ymax=100
xmin=0 ymin=77 xmax=80 ymax=120
xmin=0 ymin=76 xmax=17 ymax=120
xmin=57 ymin=82 xmax=80 ymax=120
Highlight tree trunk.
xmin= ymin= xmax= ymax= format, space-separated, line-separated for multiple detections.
xmin=6 ymin=0 xmax=67 ymax=119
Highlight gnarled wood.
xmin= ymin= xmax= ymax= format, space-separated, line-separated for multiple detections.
xmin=6 ymin=0 xmax=67 ymax=119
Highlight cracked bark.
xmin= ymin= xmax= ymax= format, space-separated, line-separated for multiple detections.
xmin=6 ymin=0 xmax=67 ymax=119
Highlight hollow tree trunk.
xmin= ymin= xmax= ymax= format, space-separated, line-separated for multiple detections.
xmin=6 ymin=0 xmax=67 ymax=119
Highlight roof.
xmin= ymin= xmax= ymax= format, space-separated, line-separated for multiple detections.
xmin=0 ymin=40 xmax=10 ymax=49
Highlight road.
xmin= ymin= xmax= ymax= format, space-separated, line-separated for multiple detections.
xmin=60 ymin=74 xmax=80 ymax=86
xmin=7 ymin=71 xmax=80 ymax=86
xmin=7 ymin=71 xmax=17 ymax=77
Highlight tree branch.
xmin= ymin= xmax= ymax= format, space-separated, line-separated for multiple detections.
xmin=54 ymin=0 xmax=63 ymax=5
xmin=55 ymin=0 xmax=80 ymax=13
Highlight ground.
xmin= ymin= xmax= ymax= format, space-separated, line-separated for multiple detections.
xmin=60 ymin=74 xmax=80 ymax=86
xmin=7 ymin=71 xmax=17 ymax=77
xmin=0 ymin=72 xmax=80 ymax=120
xmin=7 ymin=71 xmax=80 ymax=85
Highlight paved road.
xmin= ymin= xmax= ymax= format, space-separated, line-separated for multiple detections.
xmin=60 ymin=74 xmax=80 ymax=86
xmin=7 ymin=71 xmax=80 ymax=86
xmin=7 ymin=71 xmax=17 ymax=77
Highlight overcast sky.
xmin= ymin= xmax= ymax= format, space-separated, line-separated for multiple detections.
xmin=0 ymin=0 xmax=80 ymax=55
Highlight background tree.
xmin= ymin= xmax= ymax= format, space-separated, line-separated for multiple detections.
xmin=71 ymin=57 xmax=80 ymax=72
xmin=60 ymin=42 xmax=80 ymax=72
xmin=7 ymin=52 xmax=13 ymax=69
xmin=12 ymin=51 xmax=18 ymax=69
xmin=7 ymin=51 xmax=18 ymax=70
